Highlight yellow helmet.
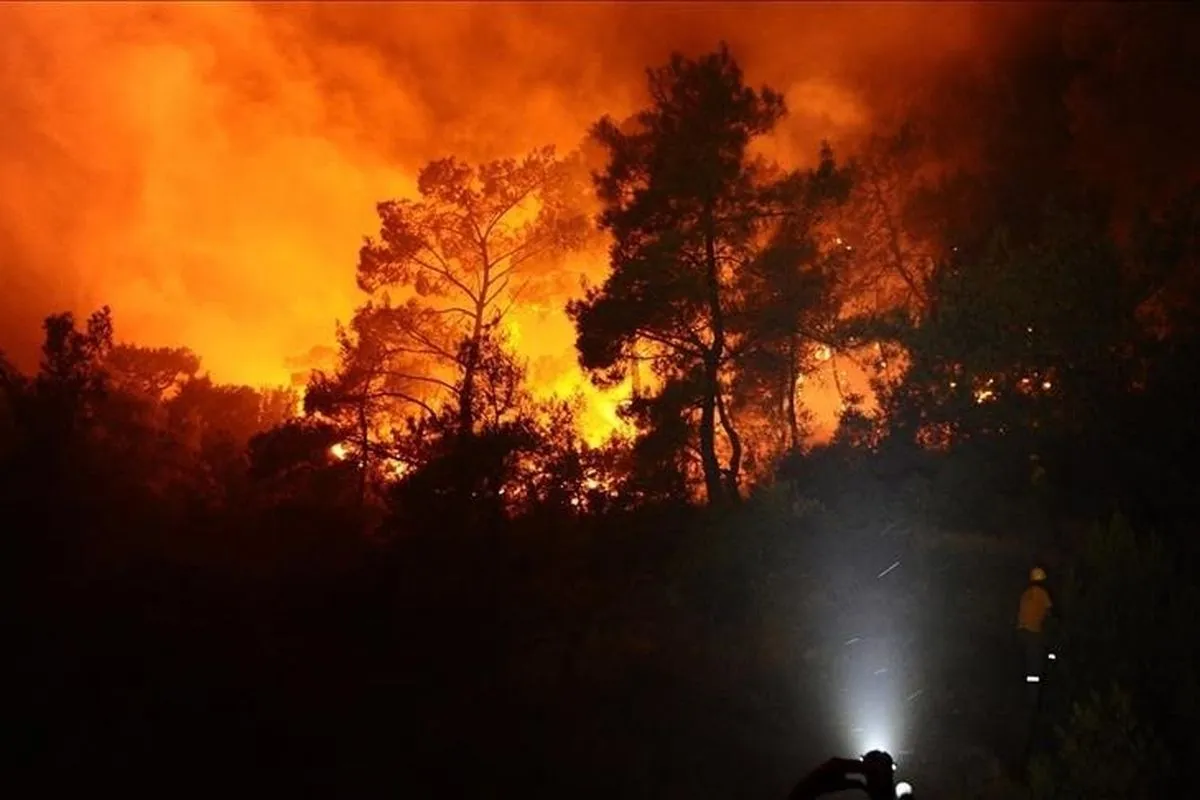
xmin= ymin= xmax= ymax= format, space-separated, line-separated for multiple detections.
xmin=1030 ymin=567 xmax=1047 ymax=583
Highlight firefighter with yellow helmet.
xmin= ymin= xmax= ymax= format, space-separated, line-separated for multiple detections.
xmin=1017 ymin=566 xmax=1054 ymax=684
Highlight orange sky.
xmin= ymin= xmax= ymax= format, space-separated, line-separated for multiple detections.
xmin=0 ymin=2 xmax=1017 ymax=440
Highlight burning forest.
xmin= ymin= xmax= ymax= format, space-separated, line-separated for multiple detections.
xmin=7 ymin=3 xmax=1200 ymax=798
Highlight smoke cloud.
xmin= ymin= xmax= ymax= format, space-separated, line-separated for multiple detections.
xmin=0 ymin=1 xmax=1034 ymax=416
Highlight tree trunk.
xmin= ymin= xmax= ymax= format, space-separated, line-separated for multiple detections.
xmin=356 ymin=397 xmax=369 ymax=510
xmin=715 ymin=387 xmax=742 ymax=501
xmin=458 ymin=300 xmax=485 ymax=437
xmin=786 ymin=335 xmax=800 ymax=450
xmin=698 ymin=359 xmax=724 ymax=506
xmin=831 ymin=351 xmax=847 ymax=409
xmin=701 ymin=202 xmax=734 ymax=504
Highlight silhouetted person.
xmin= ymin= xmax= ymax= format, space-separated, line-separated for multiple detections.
xmin=788 ymin=751 xmax=909 ymax=800
xmin=1017 ymin=566 xmax=1053 ymax=685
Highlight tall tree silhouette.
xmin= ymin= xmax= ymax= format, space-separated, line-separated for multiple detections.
xmin=569 ymin=45 xmax=785 ymax=504
xmin=836 ymin=123 xmax=939 ymax=316
xmin=36 ymin=306 xmax=113 ymax=439
xmin=305 ymin=304 xmax=432 ymax=508
xmin=356 ymin=147 xmax=588 ymax=438
xmin=730 ymin=145 xmax=853 ymax=454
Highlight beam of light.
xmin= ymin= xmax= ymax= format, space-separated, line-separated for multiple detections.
xmin=844 ymin=670 xmax=903 ymax=758
xmin=855 ymin=728 xmax=895 ymax=759
xmin=835 ymin=567 xmax=911 ymax=763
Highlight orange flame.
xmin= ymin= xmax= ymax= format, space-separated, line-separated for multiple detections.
xmin=0 ymin=3 xmax=1000 ymax=446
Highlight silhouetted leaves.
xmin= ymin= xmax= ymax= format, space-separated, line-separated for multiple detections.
xmin=105 ymin=344 xmax=200 ymax=401
xmin=571 ymin=44 xmax=789 ymax=505
xmin=358 ymin=146 xmax=589 ymax=436
xmin=730 ymin=144 xmax=853 ymax=454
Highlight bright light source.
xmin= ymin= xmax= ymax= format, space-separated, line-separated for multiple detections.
xmin=1042 ymin=380 xmax=1052 ymax=390
xmin=329 ymin=442 xmax=348 ymax=460
xmin=855 ymin=725 xmax=894 ymax=758
xmin=1026 ymin=674 xmax=1041 ymax=683
xmin=895 ymin=781 xmax=914 ymax=798
xmin=1047 ymin=652 xmax=1057 ymax=661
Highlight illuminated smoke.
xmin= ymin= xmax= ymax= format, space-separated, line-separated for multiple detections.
xmin=0 ymin=2 xmax=1024 ymax=438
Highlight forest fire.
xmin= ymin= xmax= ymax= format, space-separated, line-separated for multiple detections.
xmin=8 ymin=5 xmax=1200 ymax=797
xmin=3 ymin=3 xmax=1193 ymax=472
xmin=0 ymin=2 xmax=999 ymax=450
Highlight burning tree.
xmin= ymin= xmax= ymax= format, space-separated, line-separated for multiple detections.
xmin=570 ymin=44 xmax=849 ymax=503
xmin=354 ymin=146 xmax=589 ymax=438
xmin=728 ymin=145 xmax=854 ymax=456
xmin=304 ymin=303 xmax=438 ymax=507
xmin=835 ymin=123 xmax=941 ymax=316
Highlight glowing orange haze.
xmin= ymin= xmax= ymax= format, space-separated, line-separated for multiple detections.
xmin=0 ymin=2 xmax=999 ymax=443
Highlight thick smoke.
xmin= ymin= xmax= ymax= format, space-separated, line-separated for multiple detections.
xmin=16 ymin=1 xmax=1185 ymax=439
xmin=0 ymin=3 xmax=1007 ymax=382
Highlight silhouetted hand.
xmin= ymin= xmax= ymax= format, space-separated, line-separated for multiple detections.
xmin=787 ymin=756 xmax=869 ymax=799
